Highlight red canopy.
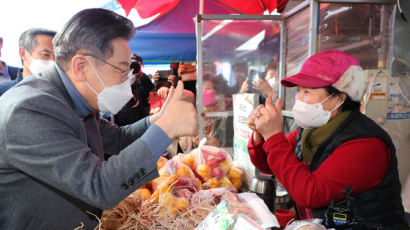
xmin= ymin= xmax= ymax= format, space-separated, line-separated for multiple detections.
xmin=117 ymin=0 xmax=288 ymax=21
xmin=117 ymin=0 xmax=181 ymax=18
xmin=119 ymin=0 xmax=283 ymax=63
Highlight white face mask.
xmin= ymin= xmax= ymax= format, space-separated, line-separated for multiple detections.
xmin=292 ymin=95 xmax=343 ymax=129
xmin=85 ymin=57 xmax=133 ymax=114
xmin=29 ymin=58 xmax=54 ymax=75
xmin=268 ymin=78 xmax=278 ymax=90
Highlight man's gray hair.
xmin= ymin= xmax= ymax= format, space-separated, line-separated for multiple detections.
xmin=19 ymin=28 xmax=56 ymax=53
xmin=53 ymin=8 xmax=136 ymax=70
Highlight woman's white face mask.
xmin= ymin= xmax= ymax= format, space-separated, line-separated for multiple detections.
xmin=292 ymin=94 xmax=344 ymax=129
xmin=84 ymin=57 xmax=133 ymax=114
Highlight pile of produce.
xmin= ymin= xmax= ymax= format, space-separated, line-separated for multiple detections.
xmin=97 ymin=145 xmax=244 ymax=230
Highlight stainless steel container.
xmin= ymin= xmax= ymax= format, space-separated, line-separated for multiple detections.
xmin=249 ymin=173 xmax=276 ymax=212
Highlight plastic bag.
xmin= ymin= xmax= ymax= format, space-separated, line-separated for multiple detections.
xmin=195 ymin=192 xmax=278 ymax=230
xmin=151 ymin=158 xmax=201 ymax=201
xmin=191 ymin=187 xmax=237 ymax=206
xmin=173 ymin=153 xmax=196 ymax=171
xmin=190 ymin=145 xmax=243 ymax=189
xmin=284 ymin=219 xmax=328 ymax=230
xmin=159 ymin=157 xmax=195 ymax=178
xmin=238 ymin=193 xmax=279 ymax=228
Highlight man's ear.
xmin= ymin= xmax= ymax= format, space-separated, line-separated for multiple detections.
xmin=71 ymin=55 xmax=87 ymax=82
xmin=19 ymin=48 xmax=28 ymax=64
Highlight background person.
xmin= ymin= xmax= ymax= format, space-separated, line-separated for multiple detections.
xmin=151 ymin=62 xmax=178 ymax=99
xmin=0 ymin=28 xmax=56 ymax=96
xmin=178 ymin=62 xmax=197 ymax=95
xmin=198 ymin=73 xmax=233 ymax=147
xmin=0 ymin=36 xmax=21 ymax=83
xmin=0 ymin=8 xmax=198 ymax=229
xmin=231 ymin=62 xmax=249 ymax=93
xmin=253 ymin=60 xmax=279 ymax=100
xmin=247 ymin=50 xmax=408 ymax=229
xmin=114 ymin=57 xmax=154 ymax=126
xmin=130 ymin=54 xmax=154 ymax=117
xmin=149 ymin=63 xmax=178 ymax=114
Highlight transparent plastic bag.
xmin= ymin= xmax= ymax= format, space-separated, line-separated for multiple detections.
xmin=284 ymin=219 xmax=328 ymax=230
xmin=152 ymin=158 xmax=201 ymax=201
xmin=191 ymin=187 xmax=237 ymax=206
xmin=195 ymin=193 xmax=278 ymax=230
xmin=190 ymin=145 xmax=242 ymax=189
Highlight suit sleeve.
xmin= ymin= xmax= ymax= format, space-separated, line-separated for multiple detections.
xmin=4 ymin=93 xmax=162 ymax=210
xmin=99 ymin=116 xmax=150 ymax=154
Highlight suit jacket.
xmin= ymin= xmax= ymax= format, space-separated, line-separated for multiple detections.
xmin=0 ymin=66 xmax=160 ymax=229
xmin=7 ymin=65 xmax=21 ymax=80
xmin=0 ymin=68 xmax=22 ymax=96
xmin=0 ymin=62 xmax=20 ymax=81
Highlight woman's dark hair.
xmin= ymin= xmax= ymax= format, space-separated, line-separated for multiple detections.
xmin=53 ymin=8 xmax=136 ymax=69
xmin=203 ymin=73 xmax=231 ymax=96
xmin=324 ymin=85 xmax=361 ymax=111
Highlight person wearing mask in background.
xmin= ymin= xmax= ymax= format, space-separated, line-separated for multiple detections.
xmin=0 ymin=28 xmax=56 ymax=96
xmin=253 ymin=60 xmax=279 ymax=101
xmin=0 ymin=8 xmax=198 ymax=229
xmin=0 ymin=36 xmax=21 ymax=83
xmin=199 ymin=73 xmax=232 ymax=147
xmin=247 ymin=50 xmax=408 ymax=229
xmin=114 ymin=55 xmax=154 ymax=126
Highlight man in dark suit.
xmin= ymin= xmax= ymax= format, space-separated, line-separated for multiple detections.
xmin=0 ymin=8 xmax=198 ymax=229
xmin=0 ymin=28 xmax=56 ymax=96
xmin=0 ymin=36 xmax=20 ymax=83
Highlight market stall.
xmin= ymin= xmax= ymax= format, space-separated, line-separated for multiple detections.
xmin=97 ymin=0 xmax=409 ymax=229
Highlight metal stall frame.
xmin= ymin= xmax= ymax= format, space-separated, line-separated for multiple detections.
xmin=195 ymin=14 xmax=281 ymax=139
xmin=280 ymin=0 xmax=396 ymax=118
xmin=195 ymin=0 xmax=397 ymax=135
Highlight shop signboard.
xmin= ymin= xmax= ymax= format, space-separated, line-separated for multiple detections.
xmin=232 ymin=93 xmax=259 ymax=188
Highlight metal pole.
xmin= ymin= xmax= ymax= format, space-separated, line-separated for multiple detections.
xmin=195 ymin=14 xmax=205 ymax=139
xmin=378 ymin=5 xmax=390 ymax=69
xmin=308 ymin=0 xmax=319 ymax=57
xmin=279 ymin=18 xmax=286 ymax=103
xmin=387 ymin=4 xmax=396 ymax=69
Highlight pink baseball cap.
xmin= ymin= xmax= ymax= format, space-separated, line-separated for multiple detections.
xmin=281 ymin=50 xmax=360 ymax=88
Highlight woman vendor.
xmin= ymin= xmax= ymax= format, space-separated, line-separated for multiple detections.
xmin=247 ymin=50 xmax=408 ymax=229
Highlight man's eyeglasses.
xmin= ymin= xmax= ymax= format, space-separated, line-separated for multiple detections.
xmin=84 ymin=54 xmax=131 ymax=82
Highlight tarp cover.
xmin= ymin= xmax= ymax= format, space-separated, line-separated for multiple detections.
xmin=110 ymin=0 xmax=283 ymax=64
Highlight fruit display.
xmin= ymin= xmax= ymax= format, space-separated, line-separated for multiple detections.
xmin=151 ymin=158 xmax=201 ymax=203
xmin=190 ymin=145 xmax=242 ymax=190
xmin=156 ymin=156 xmax=168 ymax=170
xmin=99 ymin=145 xmax=245 ymax=229
xmin=146 ymin=145 xmax=244 ymax=207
